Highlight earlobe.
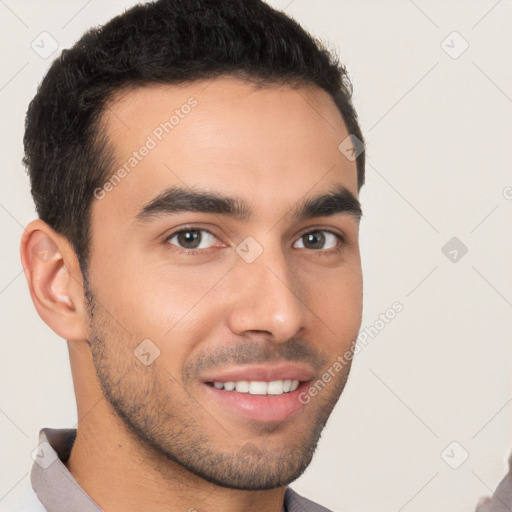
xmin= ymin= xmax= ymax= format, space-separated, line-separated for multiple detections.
xmin=20 ymin=220 xmax=88 ymax=342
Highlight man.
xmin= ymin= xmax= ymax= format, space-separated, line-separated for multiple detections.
xmin=8 ymin=0 xmax=366 ymax=510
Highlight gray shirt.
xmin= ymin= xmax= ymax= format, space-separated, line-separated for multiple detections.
xmin=475 ymin=454 xmax=512 ymax=512
xmin=1 ymin=427 xmax=332 ymax=512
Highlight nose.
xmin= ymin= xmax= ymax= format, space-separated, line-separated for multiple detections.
xmin=226 ymin=243 xmax=307 ymax=343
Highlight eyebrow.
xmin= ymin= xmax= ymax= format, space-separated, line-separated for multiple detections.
xmin=135 ymin=184 xmax=362 ymax=223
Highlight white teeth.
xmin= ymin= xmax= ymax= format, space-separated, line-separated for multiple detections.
xmin=235 ymin=381 xmax=249 ymax=393
xmin=249 ymin=381 xmax=268 ymax=395
xmin=210 ymin=379 xmax=301 ymax=395
xmin=267 ymin=380 xmax=284 ymax=395
xmin=224 ymin=381 xmax=236 ymax=391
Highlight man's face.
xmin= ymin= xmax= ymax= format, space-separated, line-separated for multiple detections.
xmin=85 ymin=76 xmax=363 ymax=490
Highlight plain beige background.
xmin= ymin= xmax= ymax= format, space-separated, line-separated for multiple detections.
xmin=1 ymin=1 xmax=511 ymax=510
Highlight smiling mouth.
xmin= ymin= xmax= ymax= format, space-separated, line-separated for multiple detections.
xmin=205 ymin=379 xmax=301 ymax=395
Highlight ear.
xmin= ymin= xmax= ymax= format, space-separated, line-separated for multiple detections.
xmin=20 ymin=219 xmax=89 ymax=342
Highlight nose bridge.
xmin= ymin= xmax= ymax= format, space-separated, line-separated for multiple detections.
xmin=227 ymin=238 xmax=306 ymax=341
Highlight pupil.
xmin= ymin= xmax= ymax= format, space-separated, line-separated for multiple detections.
xmin=305 ymin=231 xmax=324 ymax=249
xmin=179 ymin=230 xmax=200 ymax=248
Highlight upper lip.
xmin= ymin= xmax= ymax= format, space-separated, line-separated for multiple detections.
xmin=200 ymin=363 xmax=315 ymax=383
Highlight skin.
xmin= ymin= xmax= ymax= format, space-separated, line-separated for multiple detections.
xmin=20 ymin=75 xmax=363 ymax=512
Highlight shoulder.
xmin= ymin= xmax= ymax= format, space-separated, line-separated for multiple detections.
xmin=475 ymin=453 xmax=512 ymax=512
xmin=285 ymin=487 xmax=334 ymax=512
xmin=0 ymin=473 xmax=46 ymax=512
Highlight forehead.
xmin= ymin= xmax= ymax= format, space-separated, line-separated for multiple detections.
xmin=95 ymin=75 xmax=358 ymax=224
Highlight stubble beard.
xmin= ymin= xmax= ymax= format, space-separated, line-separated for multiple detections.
xmin=84 ymin=287 xmax=353 ymax=490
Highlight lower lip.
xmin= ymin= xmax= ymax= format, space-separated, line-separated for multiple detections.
xmin=202 ymin=382 xmax=311 ymax=423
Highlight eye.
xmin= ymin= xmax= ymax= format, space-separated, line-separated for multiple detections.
xmin=166 ymin=228 xmax=218 ymax=251
xmin=293 ymin=230 xmax=343 ymax=251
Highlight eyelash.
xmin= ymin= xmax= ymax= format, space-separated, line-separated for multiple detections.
xmin=164 ymin=226 xmax=346 ymax=256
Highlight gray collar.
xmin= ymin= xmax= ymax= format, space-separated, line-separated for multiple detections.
xmin=31 ymin=428 xmax=102 ymax=511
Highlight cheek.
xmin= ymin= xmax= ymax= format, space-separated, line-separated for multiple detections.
xmin=98 ymin=265 xmax=227 ymax=367
xmin=91 ymin=248 xmax=212 ymax=332
xmin=304 ymin=265 xmax=363 ymax=349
